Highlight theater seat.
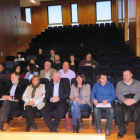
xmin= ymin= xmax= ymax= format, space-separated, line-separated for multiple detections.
xmin=9 ymin=109 xmax=22 ymax=117
xmin=78 ymin=66 xmax=94 ymax=81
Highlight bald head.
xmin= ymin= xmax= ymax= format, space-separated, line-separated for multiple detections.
xmin=44 ymin=61 xmax=51 ymax=72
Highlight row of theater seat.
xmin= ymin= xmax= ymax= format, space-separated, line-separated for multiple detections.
xmin=3 ymin=58 xmax=140 ymax=82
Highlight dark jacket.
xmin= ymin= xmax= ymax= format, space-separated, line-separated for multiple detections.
xmin=45 ymin=79 xmax=70 ymax=102
xmin=0 ymin=69 xmax=10 ymax=79
xmin=1 ymin=81 xmax=26 ymax=100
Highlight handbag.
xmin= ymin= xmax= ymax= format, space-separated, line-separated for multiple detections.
xmin=64 ymin=112 xmax=73 ymax=131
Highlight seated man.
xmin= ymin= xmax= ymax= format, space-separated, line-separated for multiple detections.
xmin=59 ymin=61 xmax=76 ymax=83
xmin=41 ymin=71 xmax=70 ymax=132
xmin=50 ymin=50 xmax=55 ymax=62
xmin=40 ymin=61 xmax=56 ymax=81
xmin=115 ymin=69 xmax=140 ymax=140
xmin=0 ymin=63 xmax=10 ymax=79
xmin=52 ymin=55 xmax=62 ymax=70
xmin=0 ymin=72 xmax=26 ymax=131
xmin=79 ymin=53 xmax=98 ymax=68
xmin=90 ymin=74 xmax=116 ymax=138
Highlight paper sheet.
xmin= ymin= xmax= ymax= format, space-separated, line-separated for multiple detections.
xmin=0 ymin=98 xmax=19 ymax=102
xmin=96 ymin=103 xmax=111 ymax=108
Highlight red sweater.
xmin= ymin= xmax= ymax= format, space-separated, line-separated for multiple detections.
xmin=8 ymin=73 xmax=25 ymax=80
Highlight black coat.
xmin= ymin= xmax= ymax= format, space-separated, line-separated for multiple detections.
xmin=2 ymin=81 xmax=26 ymax=100
xmin=45 ymin=79 xmax=70 ymax=102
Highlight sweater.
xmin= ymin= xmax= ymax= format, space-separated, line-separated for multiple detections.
xmin=90 ymin=82 xmax=116 ymax=103
xmin=116 ymin=79 xmax=140 ymax=103
xmin=79 ymin=59 xmax=99 ymax=66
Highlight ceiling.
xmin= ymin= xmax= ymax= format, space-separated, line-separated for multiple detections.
xmin=20 ymin=0 xmax=55 ymax=7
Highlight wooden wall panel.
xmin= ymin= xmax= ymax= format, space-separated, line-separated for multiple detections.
xmin=21 ymin=0 xmax=117 ymax=37
xmin=128 ymin=0 xmax=136 ymax=53
xmin=17 ymin=19 xmax=33 ymax=46
xmin=0 ymin=0 xmax=33 ymax=62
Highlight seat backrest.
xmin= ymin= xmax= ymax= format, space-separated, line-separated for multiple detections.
xmin=20 ymin=79 xmax=30 ymax=87
xmin=95 ymin=65 xmax=112 ymax=77
xmin=0 ymin=79 xmax=11 ymax=97
xmin=40 ymin=78 xmax=50 ymax=91
xmin=5 ymin=56 xmax=15 ymax=61
xmin=71 ymin=78 xmax=76 ymax=85
xmin=78 ymin=66 xmax=94 ymax=75
xmin=4 ymin=61 xmax=14 ymax=70
xmin=26 ymin=55 xmax=37 ymax=61
xmin=61 ymin=78 xmax=70 ymax=89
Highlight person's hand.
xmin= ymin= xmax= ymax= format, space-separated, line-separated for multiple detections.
xmin=52 ymin=96 xmax=60 ymax=103
xmin=127 ymin=98 xmax=136 ymax=106
xmin=2 ymin=95 xmax=12 ymax=100
xmin=74 ymin=97 xmax=81 ymax=104
xmin=28 ymin=101 xmax=35 ymax=106
xmin=124 ymin=99 xmax=130 ymax=106
xmin=93 ymin=99 xmax=98 ymax=106
xmin=85 ymin=63 xmax=88 ymax=66
xmin=102 ymin=100 xmax=108 ymax=105
xmin=91 ymin=65 xmax=96 ymax=69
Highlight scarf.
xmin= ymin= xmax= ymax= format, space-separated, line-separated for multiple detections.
xmin=31 ymin=83 xmax=40 ymax=98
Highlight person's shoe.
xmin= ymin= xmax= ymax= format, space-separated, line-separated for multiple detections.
xmin=105 ymin=130 xmax=111 ymax=138
xmin=31 ymin=123 xmax=37 ymax=131
xmin=136 ymin=133 xmax=140 ymax=140
xmin=97 ymin=129 xmax=102 ymax=134
xmin=117 ymin=131 xmax=127 ymax=139
xmin=50 ymin=126 xmax=58 ymax=132
xmin=3 ymin=123 xmax=9 ymax=131
xmin=76 ymin=117 xmax=83 ymax=130
xmin=73 ymin=125 xmax=79 ymax=133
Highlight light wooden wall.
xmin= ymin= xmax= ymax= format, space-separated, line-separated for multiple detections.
xmin=21 ymin=0 xmax=117 ymax=37
xmin=117 ymin=0 xmax=140 ymax=56
xmin=0 ymin=0 xmax=33 ymax=62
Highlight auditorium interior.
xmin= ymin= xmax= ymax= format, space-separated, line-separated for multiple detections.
xmin=0 ymin=0 xmax=140 ymax=140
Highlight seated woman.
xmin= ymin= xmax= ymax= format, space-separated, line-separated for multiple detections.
xmin=22 ymin=76 xmax=45 ymax=132
xmin=38 ymin=49 xmax=43 ymax=55
xmin=24 ymin=64 xmax=39 ymax=82
xmin=52 ymin=55 xmax=62 ymax=70
xmin=14 ymin=53 xmax=25 ymax=62
xmin=8 ymin=65 xmax=25 ymax=80
xmin=70 ymin=72 xmax=91 ymax=133
xmin=27 ymin=58 xmax=39 ymax=70
xmin=69 ymin=55 xmax=77 ymax=72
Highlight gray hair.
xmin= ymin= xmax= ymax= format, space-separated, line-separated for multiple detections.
xmin=53 ymin=71 xmax=61 ymax=76
xmin=44 ymin=61 xmax=51 ymax=67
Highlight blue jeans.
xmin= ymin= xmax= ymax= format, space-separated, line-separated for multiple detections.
xmin=94 ymin=107 xmax=114 ymax=131
xmin=71 ymin=100 xmax=90 ymax=125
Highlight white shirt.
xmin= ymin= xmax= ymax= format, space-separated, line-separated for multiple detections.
xmin=14 ymin=58 xmax=25 ymax=61
xmin=50 ymin=82 xmax=60 ymax=102
xmin=45 ymin=71 xmax=50 ymax=81
xmin=10 ymin=84 xmax=18 ymax=97
xmin=53 ymin=82 xmax=60 ymax=97
xmin=29 ymin=74 xmax=33 ymax=80
xmin=124 ymin=79 xmax=133 ymax=85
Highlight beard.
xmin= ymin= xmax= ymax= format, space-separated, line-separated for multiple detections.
xmin=12 ymin=79 xmax=18 ymax=85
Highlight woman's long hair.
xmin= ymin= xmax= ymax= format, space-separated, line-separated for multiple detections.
xmin=28 ymin=63 xmax=37 ymax=74
xmin=74 ymin=72 xmax=87 ymax=87
xmin=13 ymin=65 xmax=22 ymax=74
